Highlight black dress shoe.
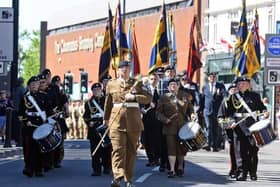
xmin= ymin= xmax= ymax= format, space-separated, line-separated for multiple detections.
xmin=203 ymin=146 xmax=211 ymax=151
xmin=167 ymin=171 xmax=176 ymax=178
xmin=229 ymin=170 xmax=237 ymax=178
xmin=212 ymin=148 xmax=219 ymax=152
xmin=103 ymin=169 xmax=111 ymax=175
xmin=35 ymin=172 xmax=44 ymax=177
xmin=22 ymin=169 xmax=33 ymax=177
xmin=111 ymin=179 xmax=121 ymax=187
xmin=176 ymin=169 xmax=184 ymax=177
xmin=145 ymin=162 xmax=155 ymax=167
xmin=236 ymin=173 xmax=247 ymax=181
xmin=54 ymin=164 xmax=62 ymax=168
xmin=91 ymin=172 xmax=101 ymax=176
xmin=126 ymin=181 xmax=135 ymax=187
xmin=250 ymin=174 xmax=257 ymax=181
xmin=159 ymin=167 xmax=165 ymax=172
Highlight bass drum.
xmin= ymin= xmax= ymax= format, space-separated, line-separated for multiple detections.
xmin=249 ymin=119 xmax=276 ymax=147
xmin=33 ymin=123 xmax=62 ymax=153
xmin=178 ymin=122 xmax=207 ymax=151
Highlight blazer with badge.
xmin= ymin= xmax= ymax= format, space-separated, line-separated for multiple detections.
xmin=103 ymin=78 xmax=152 ymax=132
xmin=156 ymin=90 xmax=193 ymax=135
xmin=201 ymin=82 xmax=227 ymax=116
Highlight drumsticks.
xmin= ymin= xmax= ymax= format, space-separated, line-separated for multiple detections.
xmin=230 ymin=112 xmax=267 ymax=129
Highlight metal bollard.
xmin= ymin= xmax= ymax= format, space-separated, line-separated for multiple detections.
xmin=4 ymin=108 xmax=13 ymax=148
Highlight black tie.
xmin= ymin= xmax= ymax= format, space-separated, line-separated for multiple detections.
xmin=153 ymin=88 xmax=159 ymax=102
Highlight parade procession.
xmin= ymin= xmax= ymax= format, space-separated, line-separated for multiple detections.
xmin=1 ymin=0 xmax=280 ymax=187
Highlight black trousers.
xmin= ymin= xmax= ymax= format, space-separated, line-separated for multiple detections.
xmin=238 ymin=136 xmax=258 ymax=175
xmin=143 ymin=116 xmax=161 ymax=163
xmin=22 ymin=135 xmax=43 ymax=173
xmin=89 ymin=129 xmax=112 ymax=173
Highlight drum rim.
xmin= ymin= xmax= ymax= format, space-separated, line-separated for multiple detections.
xmin=33 ymin=124 xmax=54 ymax=140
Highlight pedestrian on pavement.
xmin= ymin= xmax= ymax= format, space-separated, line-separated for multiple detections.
xmin=103 ymin=61 xmax=152 ymax=187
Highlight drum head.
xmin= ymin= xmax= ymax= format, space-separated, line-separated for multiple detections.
xmin=249 ymin=119 xmax=270 ymax=132
xmin=179 ymin=122 xmax=200 ymax=140
xmin=33 ymin=123 xmax=53 ymax=140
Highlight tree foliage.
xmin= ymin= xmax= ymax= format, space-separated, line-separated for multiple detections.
xmin=19 ymin=30 xmax=40 ymax=84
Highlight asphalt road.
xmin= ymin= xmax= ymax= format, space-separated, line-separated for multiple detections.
xmin=0 ymin=140 xmax=279 ymax=187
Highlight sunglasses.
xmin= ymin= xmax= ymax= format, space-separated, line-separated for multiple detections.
xmin=181 ymin=77 xmax=188 ymax=81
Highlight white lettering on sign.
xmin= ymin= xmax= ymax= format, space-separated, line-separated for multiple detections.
xmin=79 ymin=37 xmax=94 ymax=52
xmin=61 ymin=40 xmax=79 ymax=53
xmin=95 ymin=34 xmax=105 ymax=48
xmin=54 ymin=36 xmax=97 ymax=54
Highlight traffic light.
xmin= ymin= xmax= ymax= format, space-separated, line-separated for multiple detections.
xmin=64 ymin=73 xmax=73 ymax=94
xmin=80 ymin=72 xmax=88 ymax=93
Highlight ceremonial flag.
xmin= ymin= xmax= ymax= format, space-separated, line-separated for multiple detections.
xmin=98 ymin=5 xmax=118 ymax=82
xmin=127 ymin=21 xmax=140 ymax=77
xmin=236 ymin=9 xmax=261 ymax=78
xmin=167 ymin=13 xmax=177 ymax=68
xmin=232 ymin=0 xmax=248 ymax=74
xmin=186 ymin=16 xmax=202 ymax=80
xmin=112 ymin=0 xmax=129 ymax=70
xmin=148 ymin=2 xmax=169 ymax=74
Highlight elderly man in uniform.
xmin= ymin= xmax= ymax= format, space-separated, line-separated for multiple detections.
xmin=156 ymin=78 xmax=193 ymax=178
xmin=103 ymin=61 xmax=152 ymax=187
xmin=218 ymin=77 xmax=267 ymax=181
xmin=83 ymin=82 xmax=111 ymax=176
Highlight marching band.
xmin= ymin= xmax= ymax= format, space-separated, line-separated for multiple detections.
xmin=16 ymin=63 xmax=276 ymax=187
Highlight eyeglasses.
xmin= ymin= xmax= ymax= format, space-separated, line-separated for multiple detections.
xmin=181 ymin=77 xmax=188 ymax=81
xmin=150 ymin=78 xmax=157 ymax=80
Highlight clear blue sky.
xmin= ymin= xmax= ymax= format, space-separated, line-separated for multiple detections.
xmin=0 ymin=0 xmax=181 ymax=31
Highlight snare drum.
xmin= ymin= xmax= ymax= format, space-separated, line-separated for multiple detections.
xmin=33 ymin=123 xmax=62 ymax=152
xmin=178 ymin=122 xmax=207 ymax=151
xmin=249 ymin=119 xmax=276 ymax=147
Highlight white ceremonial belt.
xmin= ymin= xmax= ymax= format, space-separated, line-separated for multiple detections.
xmin=234 ymin=113 xmax=251 ymax=118
xmin=113 ymin=102 xmax=139 ymax=108
xmin=91 ymin=113 xmax=103 ymax=118
xmin=26 ymin=111 xmax=41 ymax=117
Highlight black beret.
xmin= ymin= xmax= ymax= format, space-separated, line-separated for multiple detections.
xmin=91 ymin=83 xmax=102 ymax=90
xmin=228 ymin=83 xmax=237 ymax=91
xmin=17 ymin=77 xmax=24 ymax=84
xmin=177 ymin=70 xmax=187 ymax=77
xmin=38 ymin=74 xmax=47 ymax=80
xmin=101 ymin=74 xmax=112 ymax=81
xmin=168 ymin=78 xmax=178 ymax=85
xmin=27 ymin=76 xmax=39 ymax=85
xmin=206 ymin=72 xmax=218 ymax=76
xmin=118 ymin=61 xmax=130 ymax=68
xmin=164 ymin=65 xmax=175 ymax=71
xmin=51 ymin=75 xmax=61 ymax=83
xmin=150 ymin=67 xmax=165 ymax=75
xmin=42 ymin=69 xmax=51 ymax=76
xmin=235 ymin=76 xmax=250 ymax=83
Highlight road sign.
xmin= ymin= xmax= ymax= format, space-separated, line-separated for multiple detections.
xmin=265 ymin=34 xmax=280 ymax=85
xmin=267 ymin=69 xmax=280 ymax=85
xmin=267 ymin=36 xmax=280 ymax=56
xmin=0 ymin=7 xmax=13 ymax=62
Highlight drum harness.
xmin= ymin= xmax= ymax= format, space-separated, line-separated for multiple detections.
xmin=25 ymin=92 xmax=47 ymax=128
xmin=230 ymin=93 xmax=265 ymax=129
xmin=25 ymin=92 xmax=60 ymax=128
